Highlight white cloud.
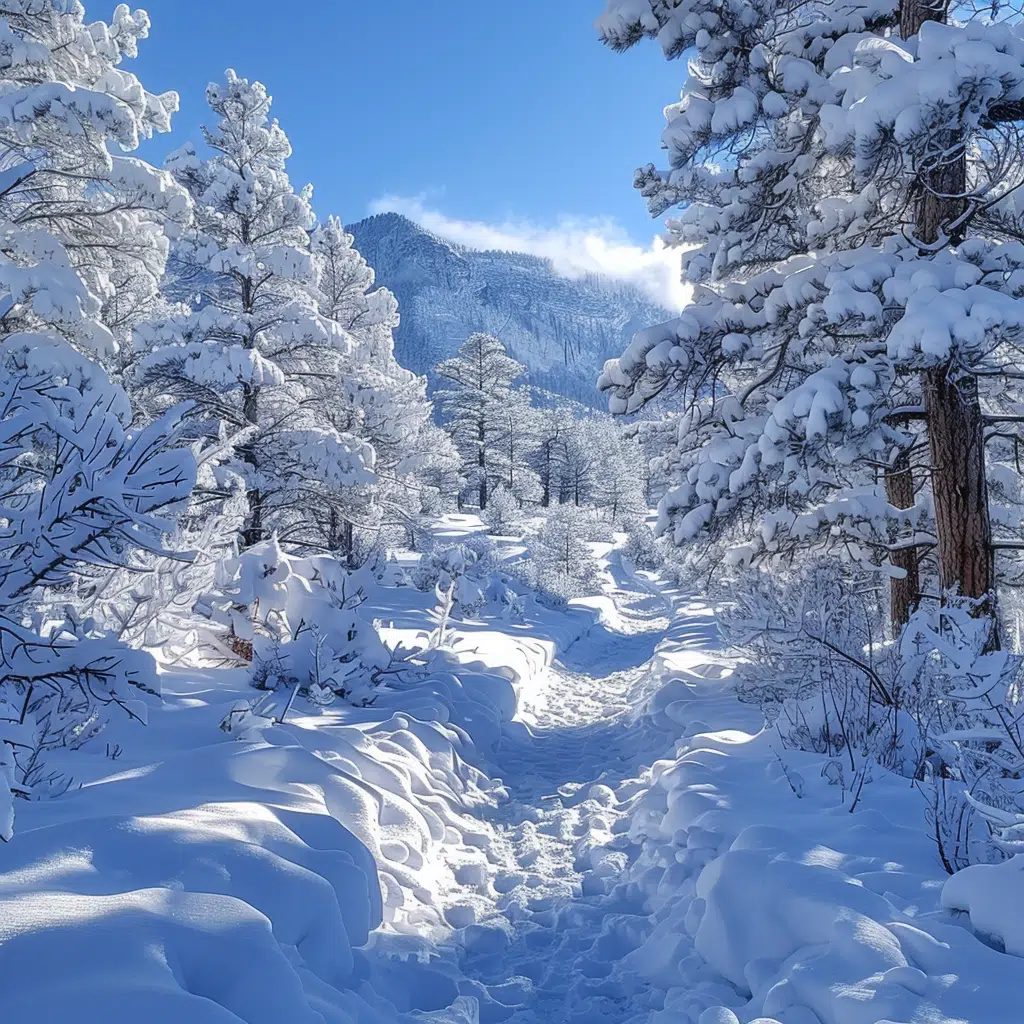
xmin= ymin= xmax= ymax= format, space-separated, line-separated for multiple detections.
xmin=366 ymin=195 xmax=689 ymax=310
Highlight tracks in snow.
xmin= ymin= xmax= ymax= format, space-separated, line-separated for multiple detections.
xmin=440 ymin=556 xmax=697 ymax=1024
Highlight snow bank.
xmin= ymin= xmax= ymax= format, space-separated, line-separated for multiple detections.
xmin=614 ymin=587 xmax=1022 ymax=1024
xmin=942 ymin=856 xmax=1024 ymax=956
xmin=0 ymin=546 xmax=563 ymax=1022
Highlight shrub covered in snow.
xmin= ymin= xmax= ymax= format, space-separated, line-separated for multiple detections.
xmin=899 ymin=600 xmax=1024 ymax=871
xmin=622 ymin=519 xmax=662 ymax=572
xmin=720 ymin=563 xmax=900 ymax=763
xmin=413 ymin=543 xmax=489 ymax=647
xmin=196 ymin=538 xmax=391 ymax=705
xmin=0 ymin=0 xmax=196 ymax=836
xmin=528 ymin=504 xmax=608 ymax=604
xmin=483 ymin=486 xmax=524 ymax=536
xmin=721 ymin=562 xmax=1024 ymax=865
xmin=0 ymin=345 xmax=195 ymax=836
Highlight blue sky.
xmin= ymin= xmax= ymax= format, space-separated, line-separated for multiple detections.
xmin=129 ymin=1 xmax=687 ymax=307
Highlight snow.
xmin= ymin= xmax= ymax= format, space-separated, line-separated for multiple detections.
xmin=347 ymin=212 xmax=671 ymax=408
xmin=0 ymin=519 xmax=1020 ymax=1021
xmin=942 ymin=857 xmax=1024 ymax=956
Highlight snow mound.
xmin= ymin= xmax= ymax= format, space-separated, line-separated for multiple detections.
xmin=616 ymin=585 xmax=1023 ymax=1024
xmin=942 ymin=855 xmax=1024 ymax=956
xmin=0 ymin=643 xmax=536 ymax=1021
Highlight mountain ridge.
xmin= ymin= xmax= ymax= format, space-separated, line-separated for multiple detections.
xmin=347 ymin=212 xmax=672 ymax=407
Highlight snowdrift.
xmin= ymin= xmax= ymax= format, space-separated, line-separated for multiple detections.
xmin=0 ymin=521 xmax=601 ymax=1023
xmin=616 ymin=587 xmax=1024 ymax=1024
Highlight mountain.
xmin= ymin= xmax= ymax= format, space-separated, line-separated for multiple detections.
xmin=346 ymin=212 xmax=673 ymax=407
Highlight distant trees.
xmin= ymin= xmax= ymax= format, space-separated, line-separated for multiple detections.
xmin=435 ymin=332 xmax=527 ymax=509
xmin=435 ymin=332 xmax=647 ymax=521
xmin=532 ymin=504 xmax=607 ymax=601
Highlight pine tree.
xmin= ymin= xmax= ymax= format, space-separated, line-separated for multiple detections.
xmin=492 ymin=387 xmax=541 ymax=503
xmin=435 ymin=332 xmax=527 ymax=509
xmin=0 ymin=3 xmax=189 ymax=364
xmin=310 ymin=215 xmax=437 ymax=558
xmin=597 ymin=0 xmax=1024 ymax=637
xmin=532 ymin=504 xmax=606 ymax=602
xmin=532 ymin=405 xmax=575 ymax=508
xmin=135 ymin=70 xmax=374 ymax=551
xmin=590 ymin=423 xmax=647 ymax=525
xmin=0 ymin=0 xmax=195 ymax=833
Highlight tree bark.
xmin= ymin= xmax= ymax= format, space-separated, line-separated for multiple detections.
xmin=900 ymin=0 xmax=995 ymax=632
xmin=540 ymin=442 xmax=551 ymax=508
xmin=240 ymin=381 xmax=264 ymax=548
xmin=477 ymin=411 xmax=487 ymax=510
xmin=884 ymin=451 xmax=920 ymax=633
xmin=328 ymin=505 xmax=339 ymax=551
xmin=900 ymin=0 xmax=946 ymax=43
xmin=343 ymin=519 xmax=355 ymax=569
xmin=924 ymin=369 xmax=993 ymax=602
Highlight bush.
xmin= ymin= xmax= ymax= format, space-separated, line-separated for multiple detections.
xmin=899 ymin=599 xmax=1024 ymax=870
xmin=0 ymin=342 xmax=195 ymax=837
xmin=622 ymin=519 xmax=662 ymax=571
xmin=720 ymin=560 xmax=1024 ymax=867
xmin=483 ymin=487 xmax=524 ymax=535
xmin=196 ymin=538 xmax=391 ymax=706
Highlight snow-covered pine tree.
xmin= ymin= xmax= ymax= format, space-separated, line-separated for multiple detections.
xmin=135 ymin=70 xmax=374 ymax=551
xmin=0 ymin=0 xmax=196 ymax=833
xmin=435 ymin=332 xmax=527 ymax=510
xmin=590 ymin=423 xmax=647 ymax=526
xmin=531 ymin=405 xmax=575 ymax=508
xmin=597 ymin=0 xmax=1024 ymax=637
xmin=310 ymin=215 xmax=438 ymax=558
xmin=531 ymin=503 xmax=607 ymax=603
xmin=0 ymin=3 xmax=190 ymax=365
xmin=492 ymin=386 xmax=541 ymax=504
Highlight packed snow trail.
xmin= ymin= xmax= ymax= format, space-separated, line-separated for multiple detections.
xmin=432 ymin=553 xmax=705 ymax=1024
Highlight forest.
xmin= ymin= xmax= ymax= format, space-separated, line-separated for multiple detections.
xmin=0 ymin=2 xmax=1022 ymax=1023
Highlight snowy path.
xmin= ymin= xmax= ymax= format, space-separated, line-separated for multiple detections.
xmin=433 ymin=555 xmax=700 ymax=1024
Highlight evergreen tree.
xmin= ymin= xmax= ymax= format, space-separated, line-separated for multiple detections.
xmin=135 ymin=70 xmax=373 ymax=550
xmin=532 ymin=504 xmax=606 ymax=602
xmin=598 ymin=0 xmax=1024 ymax=637
xmin=492 ymin=387 xmax=541 ymax=503
xmin=435 ymin=332 xmax=526 ymax=509
xmin=310 ymin=215 xmax=438 ymax=558
xmin=531 ymin=405 xmax=575 ymax=508
xmin=0 ymin=0 xmax=195 ymax=832
xmin=589 ymin=423 xmax=647 ymax=525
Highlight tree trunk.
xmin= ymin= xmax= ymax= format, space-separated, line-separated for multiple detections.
xmin=900 ymin=0 xmax=995 ymax=632
xmin=900 ymin=0 xmax=945 ymax=40
xmin=240 ymin=382 xmax=264 ymax=548
xmin=540 ymin=440 xmax=552 ymax=507
xmin=478 ymin=411 xmax=487 ymax=510
xmin=924 ymin=369 xmax=993 ymax=602
xmin=328 ymin=505 xmax=339 ymax=551
xmin=343 ymin=519 xmax=355 ymax=569
xmin=885 ymin=451 xmax=920 ymax=633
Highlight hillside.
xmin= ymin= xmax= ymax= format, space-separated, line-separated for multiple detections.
xmin=347 ymin=212 xmax=673 ymax=406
